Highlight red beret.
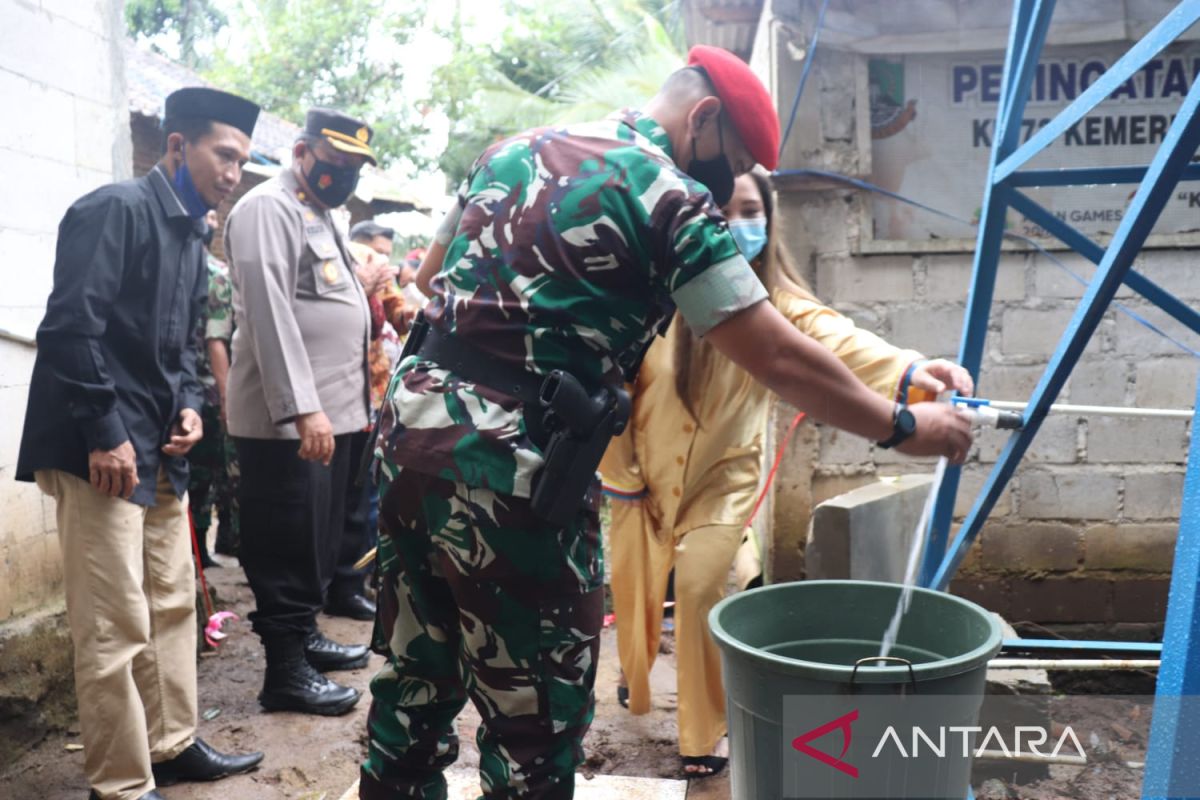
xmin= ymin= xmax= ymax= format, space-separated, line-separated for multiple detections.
xmin=687 ymin=45 xmax=780 ymax=171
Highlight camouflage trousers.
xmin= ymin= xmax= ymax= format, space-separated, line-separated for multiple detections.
xmin=186 ymin=402 xmax=240 ymax=551
xmin=361 ymin=471 xmax=603 ymax=800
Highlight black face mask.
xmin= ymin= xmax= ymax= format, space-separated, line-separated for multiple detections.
xmin=685 ymin=116 xmax=735 ymax=207
xmin=304 ymin=156 xmax=361 ymax=208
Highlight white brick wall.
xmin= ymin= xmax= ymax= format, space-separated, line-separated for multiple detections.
xmin=769 ymin=35 xmax=1199 ymax=591
xmin=0 ymin=0 xmax=128 ymax=622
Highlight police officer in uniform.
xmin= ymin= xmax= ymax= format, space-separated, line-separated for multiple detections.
xmin=223 ymin=109 xmax=375 ymax=716
xmin=17 ymin=87 xmax=265 ymax=800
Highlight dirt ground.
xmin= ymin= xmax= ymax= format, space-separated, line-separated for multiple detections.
xmin=0 ymin=545 xmax=1155 ymax=800
xmin=1 ymin=549 xmax=720 ymax=800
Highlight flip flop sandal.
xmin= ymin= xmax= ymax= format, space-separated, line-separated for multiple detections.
xmin=681 ymin=755 xmax=728 ymax=779
xmin=616 ymin=685 xmax=629 ymax=709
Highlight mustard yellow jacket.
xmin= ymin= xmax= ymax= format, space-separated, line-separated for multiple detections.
xmin=599 ymin=287 xmax=922 ymax=537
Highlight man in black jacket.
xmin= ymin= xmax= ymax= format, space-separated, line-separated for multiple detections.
xmin=16 ymin=87 xmax=264 ymax=800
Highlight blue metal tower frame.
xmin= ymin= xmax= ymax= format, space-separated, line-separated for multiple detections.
xmin=912 ymin=1 xmax=1200 ymax=794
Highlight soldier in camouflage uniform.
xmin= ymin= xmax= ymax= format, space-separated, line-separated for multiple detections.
xmin=363 ymin=46 xmax=973 ymax=799
xmin=186 ymin=224 xmax=239 ymax=563
xmin=204 ymin=255 xmax=240 ymax=555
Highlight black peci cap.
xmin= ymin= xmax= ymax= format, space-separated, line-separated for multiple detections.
xmin=350 ymin=220 xmax=395 ymax=241
xmin=164 ymin=87 xmax=260 ymax=138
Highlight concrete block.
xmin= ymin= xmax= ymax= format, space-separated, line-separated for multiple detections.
xmin=925 ymin=253 xmax=1025 ymax=302
xmin=1124 ymin=471 xmax=1184 ymax=520
xmin=1001 ymin=308 xmax=1101 ymax=357
xmin=982 ymin=523 xmax=1082 ymax=572
xmin=1112 ymin=578 xmax=1170 ymax=623
xmin=1068 ymin=359 xmax=1129 ymax=407
xmin=0 ymin=70 xmax=76 ymax=164
xmin=953 ymin=466 xmax=1013 ymax=518
xmin=40 ymin=0 xmax=111 ymax=33
xmin=74 ymin=95 xmax=119 ymax=174
xmin=816 ymin=254 xmax=914 ymax=304
xmin=887 ymin=305 xmax=966 ymax=360
xmin=0 ymin=385 xmax=33 ymax=471
xmin=1114 ymin=305 xmax=1200 ymax=357
xmin=0 ymin=548 xmax=11 ymax=621
xmin=1009 ymin=577 xmax=1114 ymax=623
xmin=798 ymin=196 xmax=849 ymax=256
xmin=1032 ymin=253 xmax=1135 ymax=300
xmin=0 ymin=482 xmax=45 ymax=543
xmin=810 ymin=471 xmax=877 ymax=509
xmin=0 ymin=229 xmax=55 ymax=311
xmin=1134 ymin=249 xmax=1200 ymax=301
xmin=1019 ymin=471 xmax=1120 ymax=519
xmin=817 ymin=425 xmax=872 ymax=465
xmin=950 ymin=577 xmax=1011 ymax=618
xmin=0 ymin=2 xmax=114 ymax=104
xmin=1084 ymin=523 xmax=1176 ymax=572
xmin=807 ymin=475 xmax=933 ymax=582
xmin=1134 ymin=358 xmax=1200 ymax=409
xmin=1086 ymin=417 xmax=1188 ymax=465
xmin=976 ymin=414 xmax=1077 ymax=464
xmin=0 ymin=337 xmax=36 ymax=389
xmin=0 ymin=151 xmax=110 ymax=235
xmin=978 ymin=365 xmax=1047 ymax=405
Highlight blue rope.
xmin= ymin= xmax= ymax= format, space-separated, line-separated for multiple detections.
xmin=777 ymin=0 xmax=831 ymax=158
xmin=773 ymin=168 xmax=1200 ymax=359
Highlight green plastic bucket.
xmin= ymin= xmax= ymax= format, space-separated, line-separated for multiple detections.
xmin=709 ymin=580 xmax=1003 ymax=800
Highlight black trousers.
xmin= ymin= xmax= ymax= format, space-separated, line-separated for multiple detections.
xmin=329 ymin=429 xmax=374 ymax=601
xmin=235 ymin=434 xmax=352 ymax=639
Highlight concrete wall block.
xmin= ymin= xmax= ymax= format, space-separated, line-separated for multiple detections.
xmin=981 ymin=522 xmax=1082 ymax=572
xmin=1134 ymin=249 xmax=1200 ymax=301
xmin=1084 ymin=523 xmax=1176 ymax=572
xmin=796 ymin=195 xmax=849 ymax=257
xmin=0 ymin=228 xmax=55 ymax=311
xmin=1114 ymin=306 xmax=1200 ymax=357
xmin=0 ymin=70 xmax=77 ymax=163
xmin=1124 ymin=471 xmax=1185 ymax=520
xmin=0 ymin=385 xmax=33 ymax=470
xmin=0 ymin=151 xmax=110 ymax=235
xmin=817 ymin=425 xmax=873 ymax=466
xmin=816 ymin=254 xmax=914 ymax=304
xmin=1009 ymin=577 xmax=1114 ymax=623
xmin=40 ymin=0 xmax=110 ymax=32
xmin=0 ymin=481 xmax=45 ymax=543
xmin=1134 ymin=358 xmax=1200 ymax=409
xmin=976 ymin=415 xmax=1077 ymax=464
xmin=1086 ymin=416 xmax=1188 ymax=465
xmin=0 ymin=545 xmax=12 ymax=621
xmin=0 ymin=1 xmax=113 ymax=103
xmin=1019 ymin=471 xmax=1120 ymax=519
xmin=950 ymin=577 xmax=1011 ymax=618
xmin=978 ymin=365 xmax=1048 ymax=405
xmin=74 ymin=95 xmax=118 ymax=174
xmin=925 ymin=253 xmax=1025 ymax=303
xmin=0 ymin=337 xmax=36 ymax=389
xmin=810 ymin=471 xmax=878 ymax=510
xmin=1032 ymin=253 xmax=1135 ymax=300
xmin=953 ymin=466 xmax=1013 ymax=518
xmin=1068 ymin=359 xmax=1129 ymax=407
xmin=1112 ymin=578 xmax=1170 ymax=623
xmin=1001 ymin=308 xmax=1102 ymax=358
xmin=888 ymin=305 xmax=966 ymax=360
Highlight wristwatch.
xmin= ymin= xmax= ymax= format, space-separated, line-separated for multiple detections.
xmin=877 ymin=403 xmax=917 ymax=449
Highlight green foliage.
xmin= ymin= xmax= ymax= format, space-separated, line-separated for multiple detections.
xmin=125 ymin=0 xmax=227 ymax=67
xmin=431 ymin=0 xmax=685 ymax=185
xmin=204 ymin=0 xmax=425 ymax=166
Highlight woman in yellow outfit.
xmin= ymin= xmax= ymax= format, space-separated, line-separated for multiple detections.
xmin=599 ymin=171 xmax=973 ymax=778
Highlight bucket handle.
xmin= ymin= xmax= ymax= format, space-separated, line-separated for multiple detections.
xmin=849 ymin=656 xmax=918 ymax=696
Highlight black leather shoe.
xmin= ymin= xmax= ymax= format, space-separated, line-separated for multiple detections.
xmin=88 ymin=791 xmax=165 ymax=799
xmin=304 ymin=631 xmax=369 ymax=671
xmin=151 ymin=738 xmax=263 ymax=786
xmin=325 ymin=592 xmax=376 ymax=621
xmin=260 ymin=636 xmax=360 ymax=716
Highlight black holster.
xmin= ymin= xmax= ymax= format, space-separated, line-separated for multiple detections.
xmin=529 ymin=371 xmax=630 ymax=527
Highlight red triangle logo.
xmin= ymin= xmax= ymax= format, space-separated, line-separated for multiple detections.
xmin=791 ymin=709 xmax=860 ymax=778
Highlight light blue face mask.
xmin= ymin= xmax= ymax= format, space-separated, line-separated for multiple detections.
xmin=728 ymin=217 xmax=768 ymax=261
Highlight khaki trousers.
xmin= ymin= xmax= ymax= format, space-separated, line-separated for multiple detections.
xmin=608 ymin=497 xmax=742 ymax=757
xmin=37 ymin=469 xmax=197 ymax=800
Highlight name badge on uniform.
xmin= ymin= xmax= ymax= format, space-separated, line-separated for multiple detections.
xmin=305 ymin=223 xmax=326 ymax=236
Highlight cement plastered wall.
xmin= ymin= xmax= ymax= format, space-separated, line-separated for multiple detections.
xmin=0 ymin=0 xmax=130 ymax=622
xmin=767 ymin=43 xmax=1188 ymax=624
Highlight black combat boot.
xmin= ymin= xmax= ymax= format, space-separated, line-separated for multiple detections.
xmin=258 ymin=635 xmax=360 ymax=716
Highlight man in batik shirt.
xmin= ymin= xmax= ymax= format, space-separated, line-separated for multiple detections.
xmin=362 ymin=46 xmax=972 ymax=799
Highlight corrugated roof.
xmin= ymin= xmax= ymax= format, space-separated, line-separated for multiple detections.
xmin=684 ymin=0 xmax=764 ymax=57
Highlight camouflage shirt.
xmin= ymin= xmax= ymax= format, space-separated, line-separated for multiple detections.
xmin=374 ymin=110 xmax=767 ymax=497
xmin=197 ymin=255 xmax=233 ymax=407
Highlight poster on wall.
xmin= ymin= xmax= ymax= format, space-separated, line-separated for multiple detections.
xmin=868 ymin=43 xmax=1200 ymax=245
